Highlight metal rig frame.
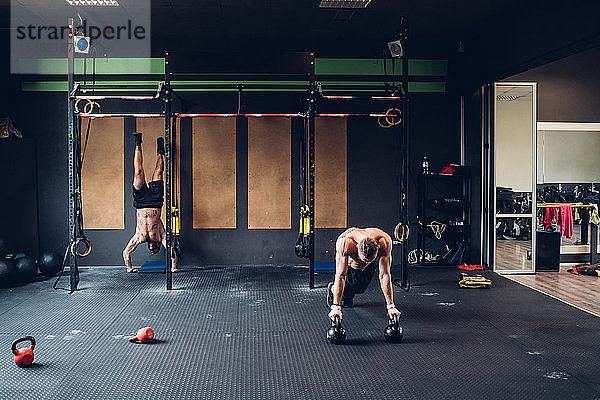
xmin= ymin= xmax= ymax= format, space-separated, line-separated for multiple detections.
xmin=66 ymin=43 xmax=410 ymax=291
xmin=67 ymin=30 xmax=172 ymax=291
xmin=305 ymin=52 xmax=411 ymax=289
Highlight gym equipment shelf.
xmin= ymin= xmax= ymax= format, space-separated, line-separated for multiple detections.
xmin=417 ymin=166 xmax=472 ymax=266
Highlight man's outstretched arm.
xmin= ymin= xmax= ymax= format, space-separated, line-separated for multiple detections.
xmin=378 ymin=239 xmax=401 ymax=319
xmin=123 ymin=235 xmax=140 ymax=270
xmin=329 ymin=239 xmax=349 ymax=321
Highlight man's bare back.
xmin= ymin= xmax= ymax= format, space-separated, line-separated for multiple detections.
xmin=329 ymin=226 xmax=399 ymax=321
xmin=336 ymin=227 xmax=390 ymax=270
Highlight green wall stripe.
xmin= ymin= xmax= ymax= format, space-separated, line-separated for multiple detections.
xmin=408 ymin=82 xmax=446 ymax=92
xmin=22 ymin=81 xmax=68 ymax=91
xmin=315 ymin=58 xmax=447 ymax=76
xmin=22 ymin=80 xmax=446 ymax=93
xmin=315 ymin=58 xmax=403 ymax=75
xmin=19 ymin=57 xmax=447 ymax=77
xmin=18 ymin=58 xmax=165 ymax=75
xmin=408 ymin=60 xmax=448 ymax=77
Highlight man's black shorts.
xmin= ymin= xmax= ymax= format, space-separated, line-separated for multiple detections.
xmin=133 ymin=180 xmax=164 ymax=209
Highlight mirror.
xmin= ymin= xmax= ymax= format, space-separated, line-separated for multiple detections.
xmin=537 ymin=124 xmax=600 ymax=184
xmin=536 ymin=123 xmax=600 ymax=254
xmin=495 ymin=217 xmax=532 ymax=272
xmin=493 ymin=82 xmax=536 ymax=273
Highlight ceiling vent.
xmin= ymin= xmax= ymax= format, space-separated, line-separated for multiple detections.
xmin=319 ymin=0 xmax=371 ymax=9
xmin=65 ymin=0 xmax=120 ymax=6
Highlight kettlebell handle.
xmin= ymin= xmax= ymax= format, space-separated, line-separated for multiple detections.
xmin=11 ymin=336 xmax=35 ymax=355
xmin=389 ymin=314 xmax=399 ymax=326
xmin=333 ymin=315 xmax=342 ymax=327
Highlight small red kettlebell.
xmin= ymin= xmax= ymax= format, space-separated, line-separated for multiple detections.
xmin=12 ymin=336 xmax=36 ymax=368
xmin=129 ymin=327 xmax=154 ymax=343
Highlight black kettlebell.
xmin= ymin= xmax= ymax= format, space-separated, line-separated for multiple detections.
xmin=326 ymin=316 xmax=346 ymax=345
xmin=384 ymin=314 xmax=403 ymax=343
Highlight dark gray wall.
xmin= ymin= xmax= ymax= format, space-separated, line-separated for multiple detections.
xmin=0 ymin=137 xmax=39 ymax=257
xmin=463 ymin=2 xmax=600 ymax=89
xmin=504 ymin=45 xmax=600 ymax=122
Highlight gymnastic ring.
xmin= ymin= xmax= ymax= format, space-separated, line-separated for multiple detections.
xmin=385 ymin=108 xmax=402 ymax=125
xmin=385 ymin=108 xmax=402 ymax=126
xmin=83 ymin=100 xmax=100 ymax=114
xmin=83 ymin=100 xmax=94 ymax=114
xmin=403 ymin=225 xmax=410 ymax=241
xmin=75 ymin=99 xmax=83 ymax=114
xmin=71 ymin=237 xmax=92 ymax=257
xmin=378 ymin=115 xmax=392 ymax=129
xmin=394 ymin=222 xmax=410 ymax=242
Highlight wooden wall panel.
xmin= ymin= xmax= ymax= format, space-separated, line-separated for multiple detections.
xmin=315 ymin=117 xmax=347 ymax=228
xmin=136 ymin=118 xmax=167 ymax=223
xmin=81 ymin=117 xmax=124 ymax=229
xmin=248 ymin=118 xmax=291 ymax=229
xmin=192 ymin=118 xmax=237 ymax=229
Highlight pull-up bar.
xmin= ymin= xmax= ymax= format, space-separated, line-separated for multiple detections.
xmin=318 ymin=113 xmax=399 ymax=117
xmin=176 ymin=113 xmax=302 ymax=118
xmin=174 ymin=113 xmax=400 ymax=118
xmin=321 ymin=95 xmax=403 ymax=100
xmin=80 ymin=113 xmax=164 ymax=118
xmin=74 ymin=95 xmax=158 ymax=101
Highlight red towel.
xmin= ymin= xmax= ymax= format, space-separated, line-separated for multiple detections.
xmin=458 ymin=264 xmax=487 ymax=271
xmin=543 ymin=207 xmax=559 ymax=230
xmin=560 ymin=204 xmax=573 ymax=239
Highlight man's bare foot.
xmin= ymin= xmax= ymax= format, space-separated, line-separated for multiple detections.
xmin=127 ymin=267 xmax=139 ymax=273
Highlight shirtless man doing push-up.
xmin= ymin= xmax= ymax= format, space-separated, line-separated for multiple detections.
xmin=122 ymin=132 xmax=178 ymax=273
xmin=328 ymin=227 xmax=400 ymax=322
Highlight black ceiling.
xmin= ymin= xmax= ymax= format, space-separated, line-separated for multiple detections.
xmin=149 ymin=0 xmax=529 ymax=57
xmin=148 ymin=0 xmax=600 ymax=84
xmin=1 ymin=0 xmax=599 ymax=83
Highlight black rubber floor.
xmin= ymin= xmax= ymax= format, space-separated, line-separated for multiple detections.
xmin=1 ymin=265 xmax=599 ymax=400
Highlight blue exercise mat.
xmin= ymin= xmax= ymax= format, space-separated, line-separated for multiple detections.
xmin=314 ymin=261 xmax=335 ymax=271
xmin=139 ymin=260 xmax=166 ymax=272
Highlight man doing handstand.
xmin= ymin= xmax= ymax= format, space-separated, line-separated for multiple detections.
xmin=122 ymin=132 xmax=178 ymax=273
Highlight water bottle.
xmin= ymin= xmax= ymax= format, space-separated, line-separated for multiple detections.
xmin=422 ymin=157 xmax=429 ymax=175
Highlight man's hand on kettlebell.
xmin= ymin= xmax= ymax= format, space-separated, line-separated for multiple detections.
xmin=329 ymin=307 xmax=342 ymax=321
xmin=387 ymin=306 xmax=401 ymax=319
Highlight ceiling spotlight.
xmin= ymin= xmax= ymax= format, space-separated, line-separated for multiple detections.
xmin=387 ymin=39 xmax=404 ymax=58
xmin=65 ymin=0 xmax=120 ymax=6
xmin=319 ymin=0 xmax=371 ymax=9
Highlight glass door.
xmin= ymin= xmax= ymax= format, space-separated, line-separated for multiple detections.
xmin=493 ymin=82 xmax=537 ymax=273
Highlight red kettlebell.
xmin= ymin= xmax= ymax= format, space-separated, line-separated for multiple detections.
xmin=12 ymin=336 xmax=36 ymax=368
xmin=129 ymin=327 xmax=154 ymax=343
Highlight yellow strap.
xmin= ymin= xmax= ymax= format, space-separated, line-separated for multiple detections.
xmin=171 ymin=207 xmax=180 ymax=234
xmin=304 ymin=216 xmax=311 ymax=234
